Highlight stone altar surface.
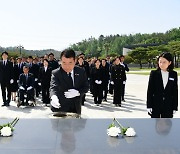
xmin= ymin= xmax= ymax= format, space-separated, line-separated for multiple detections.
xmin=0 ymin=118 xmax=179 ymax=154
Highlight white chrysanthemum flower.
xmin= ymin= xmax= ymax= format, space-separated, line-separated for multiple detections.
xmin=125 ymin=127 xmax=136 ymax=137
xmin=0 ymin=126 xmax=12 ymax=137
xmin=107 ymin=126 xmax=120 ymax=137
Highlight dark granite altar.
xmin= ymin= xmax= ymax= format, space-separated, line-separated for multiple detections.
xmin=0 ymin=118 xmax=180 ymax=154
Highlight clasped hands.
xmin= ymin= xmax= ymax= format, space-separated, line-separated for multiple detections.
xmin=95 ymin=80 xmax=102 ymax=84
xmin=19 ymin=86 xmax=33 ymax=91
xmin=64 ymin=89 xmax=80 ymax=98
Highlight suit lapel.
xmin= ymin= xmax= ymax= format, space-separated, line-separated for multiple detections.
xmin=157 ymin=70 xmax=165 ymax=90
xmin=164 ymin=71 xmax=172 ymax=91
xmin=74 ymin=67 xmax=80 ymax=88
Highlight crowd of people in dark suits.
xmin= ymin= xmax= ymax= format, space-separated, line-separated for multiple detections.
xmin=0 ymin=51 xmax=129 ymax=109
xmin=0 ymin=50 xmax=178 ymax=118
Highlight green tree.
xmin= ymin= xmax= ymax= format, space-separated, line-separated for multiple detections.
xmin=129 ymin=47 xmax=148 ymax=68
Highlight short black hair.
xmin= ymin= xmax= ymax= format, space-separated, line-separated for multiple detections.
xmin=28 ymin=56 xmax=33 ymax=59
xmin=1 ymin=51 xmax=8 ymax=56
xmin=94 ymin=59 xmax=101 ymax=64
xmin=157 ymin=52 xmax=174 ymax=71
xmin=48 ymin=53 xmax=54 ymax=56
xmin=60 ymin=49 xmax=75 ymax=60
xmin=43 ymin=59 xmax=49 ymax=63
xmin=79 ymin=53 xmax=85 ymax=56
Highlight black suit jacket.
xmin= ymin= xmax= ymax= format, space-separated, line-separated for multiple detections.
xmin=0 ymin=60 xmax=13 ymax=83
xmin=111 ymin=64 xmax=126 ymax=83
xmin=38 ymin=66 xmax=52 ymax=87
xmin=50 ymin=66 xmax=89 ymax=114
xmin=49 ymin=60 xmax=59 ymax=70
xmin=28 ymin=63 xmax=40 ymax=79
xmin=147 ymin=70 xmax=178 ymax=115
xmin=17 ymin=63 xmax=24 ymax=78
xmin=18 ymin=73 xmax=34 ymax=89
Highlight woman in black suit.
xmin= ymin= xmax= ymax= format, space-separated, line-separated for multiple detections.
xmin=38 ymin=59 xmax=52 ymax=106
xmin=111 ymin=57 xmax=126 ymax=107
xmin=147 ymin=52 xmax=178 ymax=118
xmin=90 ymin=59 xmax=103 ymax=106
xmin=10 ymin=57 xmax=19 ymax=101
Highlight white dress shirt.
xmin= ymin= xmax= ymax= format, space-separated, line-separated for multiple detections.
xmin=161 ymin=70 xmax=169 ymax=89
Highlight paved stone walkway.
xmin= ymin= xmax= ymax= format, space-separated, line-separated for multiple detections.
xmin=0 ymin=74 xmax=179 ymax=119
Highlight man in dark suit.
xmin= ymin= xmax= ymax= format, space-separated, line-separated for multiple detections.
xmin=120 ymin=55 xmax=129 ymax=102
xmin=0 ymin=51 xmax=14 ymax=106
xmin=16 ymin=57 xmax=24 ymax=74
xmin=50 ymin=49 xmax=89 ymax=115
xmin=48 ymin=53 xmax=59 ymax=70
xmin=18 ymin=66 xmax=35 ymax=107
xmin=101 ymin=59 xmax=110 ymax=102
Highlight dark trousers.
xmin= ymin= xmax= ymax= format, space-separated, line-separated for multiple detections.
xmin=102 ymin=82 xmax=108 ymax=100
xmin=151 ymin=109 xmax=173 ymax=118
xmin=34 ymin=81 xmax=40 ymax=97
xmin=42 ymin=85 xmax=50 ymax=104
xmin=109 ymin=84 xmax=114 ymax=95
xmin=113 ymin=83 xmax=122 ymax=105
xmin=19 ymin=89 xmax=34 ymax=103
xmin=121 ymin=84 xmax=125 ymax=100
xmin=81 ymin=94 xmax=85 ymax=105
xmin=93 ymin=84 xmax=103 ymax=104
xmin=1 ymin=82 xmax=11 ymax=104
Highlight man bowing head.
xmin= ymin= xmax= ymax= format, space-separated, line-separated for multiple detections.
xmin=50 ymin=49 xmax=89 ymax=115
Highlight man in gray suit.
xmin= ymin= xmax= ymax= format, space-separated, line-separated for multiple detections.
xmin=50 ymin=49 xmax=89 ymax=115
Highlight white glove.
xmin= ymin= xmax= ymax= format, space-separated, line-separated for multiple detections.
xmin=35 ymin=78 xmax=38 ymax=81
xmin=110 ymin=81 xmax=114 ymax=85
xmin=98 ymin=80 xmax=102 ymax=84
xmin=95 ymin=80 xmax=99 ymax=84
xmin=123 ymin=81 xmax=126 ymax=84
xmin=10 ymin=79 xmax=14 ymax=84
xmin=27 ymin=86 xmax=33 ymax=91
xmin=51 ymin=95 xmax=60 ymax=108
xmin=147 ymin=108 xmax=152 ymax=114
xmin=64 ymin=89 xmax=80 ymax=98
xmin=17 ymin=80 xmax=19 ymax=83
xmin=19 ymin=86 xmax=25 ymax=90
xmin=38 ymin=83 xmax=41 ymax=86
xmin=173 ymin=110 xmax=176 ymax=114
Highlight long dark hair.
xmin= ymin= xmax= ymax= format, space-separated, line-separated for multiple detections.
xmin=157 ymin=52 xmax=174 ymax=71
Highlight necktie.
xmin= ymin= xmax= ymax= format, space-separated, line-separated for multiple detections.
xmin=68 ymin=72 xmax=73 ymax=88
xmin=25 ymin=74 xmax=28 ymax=83
xmin=3 ymin=61 xmax=6 ymax=66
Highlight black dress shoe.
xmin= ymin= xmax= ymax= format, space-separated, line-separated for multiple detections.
xmin=1 ymin=104 xmax=6 ymax=107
